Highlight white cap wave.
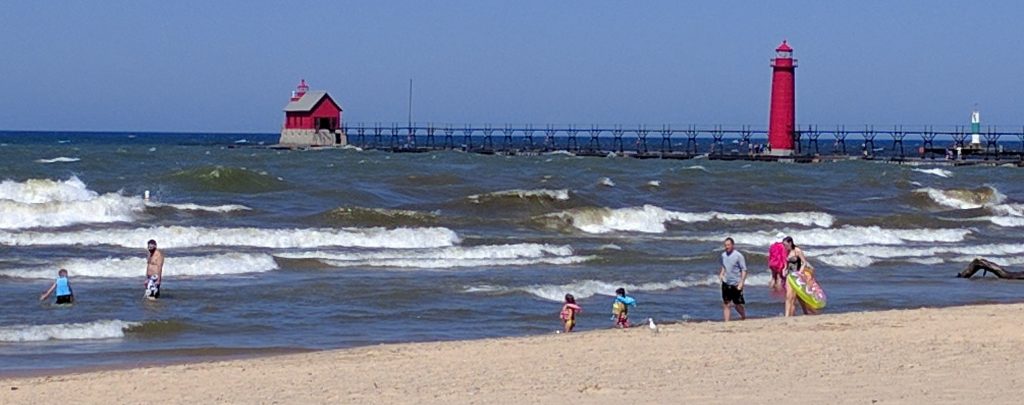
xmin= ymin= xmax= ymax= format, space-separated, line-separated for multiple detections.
xmin=0 ymin=320 xmax=139 ymax=342
xmin=0 ymin=176 xmax=250 ymax=229
xmin=548 ymin=204 xmax=834 ymax=234
xmin=915 ymin=186 xmax=1005 ymax=210
xmin=468 ymin=188 xmax=570 ymax=203
xmin=0 ymin=176 xmax=143 ymax=229
xmin=466 ymin=273 xmax=771 ymax=302
xmin=814 ymin=242 xmax=1024 ymax=268
xmin=0 ymin=253 xmax=279 ymax=279
xmin=712 ymin=226 xmax=970 ymax=248
xmin=276 ymin=243 xmax=591 ymax=269
xmin=0 ymin=225 xmax=461 ymax=249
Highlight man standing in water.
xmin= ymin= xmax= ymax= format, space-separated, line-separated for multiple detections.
xmin=145 ymin=239 xmax=164 ymax=299
xmin=719 ymin=237 xmax=747 ymax=321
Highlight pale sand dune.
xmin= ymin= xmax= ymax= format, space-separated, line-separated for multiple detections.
xmin=4 ymin=304 xmax=1024 ymax=404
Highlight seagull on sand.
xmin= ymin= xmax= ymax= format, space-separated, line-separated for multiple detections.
xmin=648 ymin=318 xmax=659 ymax=334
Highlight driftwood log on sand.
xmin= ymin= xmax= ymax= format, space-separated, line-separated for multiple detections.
xmin=958 ymin=257 xmax=1024 ymax=280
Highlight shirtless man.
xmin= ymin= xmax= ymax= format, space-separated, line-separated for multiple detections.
xmin=145 ymin=239 xmax=164 ymax=299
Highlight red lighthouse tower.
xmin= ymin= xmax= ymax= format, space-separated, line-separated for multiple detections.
xmin=768 ymin=40 xmax=797 ymax=154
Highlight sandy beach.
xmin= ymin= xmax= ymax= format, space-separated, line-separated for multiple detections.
xmin=3 ymin=304 xmax=1023 ymax=404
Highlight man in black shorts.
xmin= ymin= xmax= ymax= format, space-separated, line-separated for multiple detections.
xmin=719 ymin=237 xmax=748 ymax=321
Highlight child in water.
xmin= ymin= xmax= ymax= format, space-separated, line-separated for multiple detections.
xmin=40 ymin=269 xmax=74 ymax=305
xmin=611 ymin=287 xmax=637 ymax=328
xmin=560 ymin=294 xmax=582 ymax=333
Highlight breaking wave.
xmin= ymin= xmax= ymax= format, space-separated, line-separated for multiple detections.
xmin=542 ymin=205 xmax=835 ymax=234
xmin=0 ymin=225 xmax=461 ymax=249
xmin=0 ymin=176 xmax=143 ymax=229
xmin=0 ymin=320 xmax=140 ymax=342
xmin=813 ymin=242 xmax=1024 ymax=268
xmin=0 ymin=253 xmax=278 ymax=279
xmin=915 ymin=186 xmax=1005 ymax=210
xmin=716 ymin=226 xmax=971 ymax=248
xmin=35 ymin=157 xmax=80 ymax=164
xmin=145 ymin=201 xmax=251 ymax=213
xmin=275 ymin=243 xmax=592 ymax=269
xmin=466 ymin=273 xmax=771 ymax=302
xmin=468 ymin=189 xmax=570 ymax=204
xmin=911 ymin=168 xmax=952 ymax=178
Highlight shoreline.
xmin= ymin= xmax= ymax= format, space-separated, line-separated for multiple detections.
xmin=4 ymin=303 xmax=1024 ymax=404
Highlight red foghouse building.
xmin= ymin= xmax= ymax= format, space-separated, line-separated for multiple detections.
xmin=279 ymin=79 xmax=346 ymax=146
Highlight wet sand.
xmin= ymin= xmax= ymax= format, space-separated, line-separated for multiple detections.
xmin=3 ymin=304 xmax=1023 ymax=404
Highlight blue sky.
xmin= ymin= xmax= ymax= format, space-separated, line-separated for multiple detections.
xmin=1 ymin=1 xmax=1021 ymax=132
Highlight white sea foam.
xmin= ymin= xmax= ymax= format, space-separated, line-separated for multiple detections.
xmin=34 ymin=157 xmax=81 ymax=164
xmin=646 ymin=180 xmax=661 ymax=187
xmin=276 ymin=244 xmax=591 ymax=269
xmin=0 ymin=176 xmax=97 ymax=204
xmin=684 ymin=165 xmax=709 ymax=172
xmin=550 ymin=205 xmax=835 ymax=234
xmin=0 ymin=176 xmax=146 ymax=229
xmin=0 ymin=320 xmax=139 ymax=342
xmin=466 ymin=273 xmax=771 ymax=302
xmin=988 ymin=216 xmax=1024 ymax=227
xmin=911 ymin=168 xmax=952 ymax=178
xmin=145 ymin=201 xmax=251 ymax=213
xmin=468 ymin=188 xmax=570 ymax=203
xmin=813 ymin=243 xmax=1024 ymax=268
xmin=0 ymin=253 xmax=278 ymax=279
xmin=0 ymin=226 xmax=461 ymax=249
xmin=0 ymin=193 xmax=144 ymax=229
xmin=719 ymin=226 xmax=970 ymax=248
xmin=598 ymin=177 xmax=616 ymax=187
xmin=916 ymin=186 xmax=1006 ymax=210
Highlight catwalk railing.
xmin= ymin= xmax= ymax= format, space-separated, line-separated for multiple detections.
xmin=338 ymin=124 xmax=1024 ymax=159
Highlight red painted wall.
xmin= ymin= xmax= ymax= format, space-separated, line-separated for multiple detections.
xmin=768 ymin=56 xmax=796 ymax=151
xmin=284 ymin=95 xmax=343 ymax=130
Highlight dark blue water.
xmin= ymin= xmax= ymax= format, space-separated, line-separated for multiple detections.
xmin=1 ymin=131 xmax=1022 ymax=374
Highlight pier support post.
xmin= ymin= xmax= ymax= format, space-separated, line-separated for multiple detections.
xmin=685 ymin=126 xmax=699 ymax=155
xmin=984 ymin=126 xmax=1000 ymax=159
xmin=832 ymin=125 xmax=848 ymax=155
xmin=808 ymin=125 xmax=821 ymax=155
xmin=892 ymin=125 xmax=906 ymax=158
xmin=567 ymin=125 xmax=579 ymax=151
xmin=425 ymin=124 xmax=435 ymax=149
xmin=921 ymin=126 xmax=936 ymax=159
xmin=524 ymin=125 xmax=534 ymax=150
xmin=612 ymin=125 xmax=624 ymax=153
xmin=373 ymin=123 xmax=384 ymax=148
xmin=503 ymin=125 xmax=515 ymax=151
xmin=637 ymin=125 xmax=649 ymax=154
xmin=463 ymin=125 xmax=473 ymax=151
xmin=391 ymin=124 xmax=401 ymax=149
xmin=863 ymin=126 xmax=876 ymax=157
xmin=588 ymin=125 xmax=601 ymax=152
xmin=712 ymin=126 xmax=725 ymax=156
xmin=443 ymin=126 xmax=454 ymax=150
xmin=483 ymin=125 xmax=494 ymax=151
xmin=544 ymin=125 xmax=556 ymax=152
xmin=660 ymin=125 xmax=673 ymax=153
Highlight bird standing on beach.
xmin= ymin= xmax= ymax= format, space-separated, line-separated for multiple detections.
xmin=648 ymin=318 xmax=658 ymax=334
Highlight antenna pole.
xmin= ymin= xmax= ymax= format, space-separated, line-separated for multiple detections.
xmin=408 ymin=78 xmax=413 ymax=129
